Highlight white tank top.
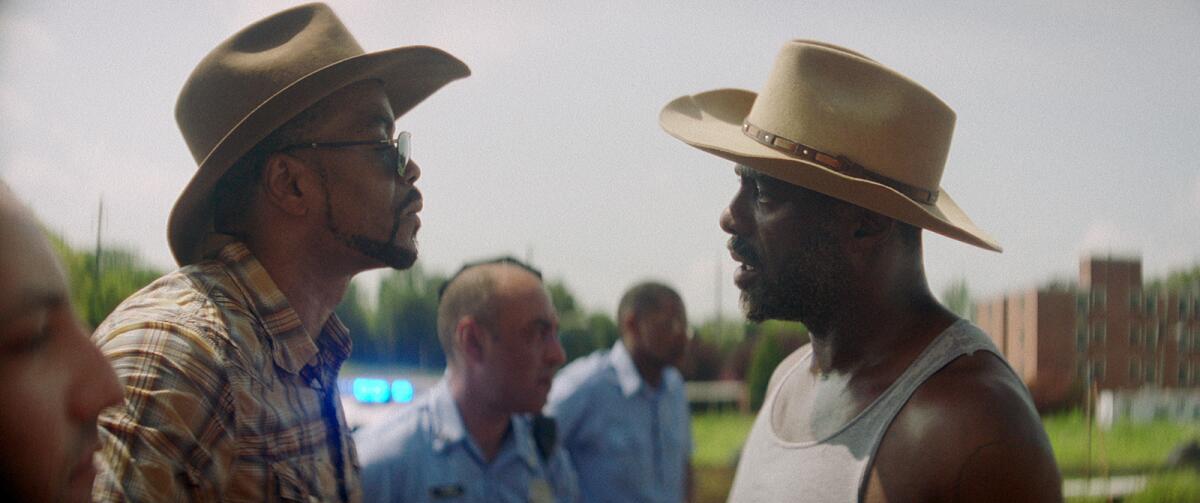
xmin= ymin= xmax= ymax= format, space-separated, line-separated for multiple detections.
xmin=727 ymin=320 xmax=1026 ymax=502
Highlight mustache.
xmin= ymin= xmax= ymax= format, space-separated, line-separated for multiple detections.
xmin=728 ymin=236 xmax=760 ymax=265
xmin=398 ymin=188 xmax=422 ymax=213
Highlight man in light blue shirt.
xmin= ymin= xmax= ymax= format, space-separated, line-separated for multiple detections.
xmin=546 ymin=281 xmax=693 ymax=503
xmin=356 ymin=258 xmax=578 ymax=502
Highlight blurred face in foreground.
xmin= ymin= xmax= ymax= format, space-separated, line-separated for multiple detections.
xmin=0 ymin=190 xmax=123 ymax=502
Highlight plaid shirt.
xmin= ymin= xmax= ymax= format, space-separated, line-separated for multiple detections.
xmin=92 ymin=241 xmax=361 ymax=502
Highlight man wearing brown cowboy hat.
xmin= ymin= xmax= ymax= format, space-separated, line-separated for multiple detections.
xmin=660 ymin=40 xmax=1062 ymax=502
xmin=90 ymin=4 xmax=468 ymax=502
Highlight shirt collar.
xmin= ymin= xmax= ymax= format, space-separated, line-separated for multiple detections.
xmin=214 ymin=241 xmax=350 ymax=375
xmin=610 ymin=340 xmax=647 ymax=397
xmin=428 ymin=379 xmax=541 ymax=471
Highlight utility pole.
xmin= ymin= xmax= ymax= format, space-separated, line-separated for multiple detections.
xmin=715 ymin=250 xmax=722 ymax=342
xmin=93 ymin=196 xmax=104 ymax=323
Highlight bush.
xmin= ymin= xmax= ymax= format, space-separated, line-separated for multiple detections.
xmin=745 ymin=322 xmax=809 ymax=410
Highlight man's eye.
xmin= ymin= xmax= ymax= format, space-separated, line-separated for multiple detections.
xmin=754 ymin=181 xmax=773 ymax=203
xmin=0 ymin=314 xmax=52 ymax=354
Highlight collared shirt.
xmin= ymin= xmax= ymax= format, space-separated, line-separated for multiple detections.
xmin=91 ymin=241 xmax=360 ymax=503
xmin=355 ymin=379 xmax=579 ymax=503
xmin=546 ymin=341 xmax=693 ymax=503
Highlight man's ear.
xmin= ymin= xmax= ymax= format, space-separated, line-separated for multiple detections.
xmin=260 ymin=153 xmax=314 ymax=217
xmin=458 ymin=317 xmax=488 ymax=364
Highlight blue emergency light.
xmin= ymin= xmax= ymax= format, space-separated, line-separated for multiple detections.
xmin=392 ymin=379 xmax=415 ymax=403
xmin=352 ymin=378 xmax=390 ymax=403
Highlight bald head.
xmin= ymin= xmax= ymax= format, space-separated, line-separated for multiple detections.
xmin=436 ymin=258 xmax=544 ymax=365
xmin=0 ymin=180 xmax=123 ymax=502
xmin=0 ymin=182 xmax=65 ymax=305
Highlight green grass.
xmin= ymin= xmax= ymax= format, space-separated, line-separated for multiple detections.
xmin=691 ymin=410 xmax=1200 ymax=502
xmin=691 ymin=411 xmax=756 ymax=468
xmin=1044 ymin=410 xmax=1200 ymax=476
xmin=1129 ymin=470 xmax=1200 ymax=502
xmin=1068 ymin=471 xmax=1200 ymax=503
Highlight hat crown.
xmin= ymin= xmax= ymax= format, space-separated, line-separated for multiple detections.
xmin=746 ymin=40 xmax=955 ymax=192
xmin=175 ymin=3 xmax=363 ymax=165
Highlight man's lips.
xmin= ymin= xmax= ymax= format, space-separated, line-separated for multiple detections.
xmin=728 ymin=237 xmax=761 ymax=289
xmin=399 ymin=189 xmax=423 ymax=216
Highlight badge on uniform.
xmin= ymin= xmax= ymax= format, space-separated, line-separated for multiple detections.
xmin=529 ymin=478 xmax=554 ymax=503
xmin=429 ymin=484 xmax=465 ymax=499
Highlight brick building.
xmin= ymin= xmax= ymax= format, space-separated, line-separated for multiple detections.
xmin=975 ymin=256 xmax=1200 ymax=410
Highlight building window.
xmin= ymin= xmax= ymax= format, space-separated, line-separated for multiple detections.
xmin=1181 ymin=298 xmax=1190 ymax=318
xmin=1146 ymin=293 xmax=1158 ymax=314
xmin=1076 ymin=324 xmax=1088 ymax=352
xmin=1180 ymin=363 xmax=1189 ymax=385
xmin=1145 ymin=364 xmax=1156 ymax=384
xmin=1092 ymin=321 xmax=1106 ymax=345
xmin=1077 ymin=292 xmax=1090 ymax=315
xmin=1130 ymin=289 xmax=1142 ymax=312
xmin=1091 ymin=360 xmax=1106 ymax=382
xmin=1093 ymin=289 xmax=1107 ymax=308
xmin=1129 ymin=359 xmax=1140 ymax=381
xmin=1148 ymin=324 xmax=1159 ymax=348
xmin=1181 ymin=326 xmax=1191 ymax=352
xmin=1129 ymin=323 xmax=1140 ymax=347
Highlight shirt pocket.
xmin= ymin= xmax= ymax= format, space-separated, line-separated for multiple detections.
xmin=271 ymin=454 xmax=323 ymax=503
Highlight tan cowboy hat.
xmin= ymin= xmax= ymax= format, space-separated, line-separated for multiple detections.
xmin=659 ymin=40 xmax=1000 ymax=252
xmin=169 ymin=2 xmax=470 ymax=265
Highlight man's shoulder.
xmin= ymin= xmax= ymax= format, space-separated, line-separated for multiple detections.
xmin=910 ymin=349 xmax=1038 ymax=435
xmin=551 ymin=350 xmax=615 ymax=396
xmin=872 ymin=350 xmax=1061 ymax=501
xmin=354 ymin=398 xmax=439 ymax=468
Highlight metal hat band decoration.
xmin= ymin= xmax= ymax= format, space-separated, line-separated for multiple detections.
xmin=742 ymin=122 xmax=939 ymax=205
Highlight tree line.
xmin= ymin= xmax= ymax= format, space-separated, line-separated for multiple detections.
xmin=65 ymin=235 xmax=1133 ymax=410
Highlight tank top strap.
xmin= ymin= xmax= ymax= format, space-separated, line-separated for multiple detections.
xmin=846 ymin=319 xmax=1004 ymax=443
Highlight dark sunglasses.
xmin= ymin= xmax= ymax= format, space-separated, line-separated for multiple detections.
xmin=280 ymin=131 xmax=411 ymax=177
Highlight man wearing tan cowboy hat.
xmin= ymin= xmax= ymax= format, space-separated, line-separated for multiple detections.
xmin=90 ymin=4 xmax=468 ymax=502
xmin=660 ymin=40 xmax=1062 ymax=502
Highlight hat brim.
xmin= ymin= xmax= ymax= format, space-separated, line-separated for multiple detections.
xmin=168 ymin=46 xmax=470 ymax=265
xmin=659 ymin=88 xmax=1001 ymax=252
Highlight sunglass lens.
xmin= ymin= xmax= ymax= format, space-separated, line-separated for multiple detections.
xmin=396 ymin=131 xmax=411 ymax=177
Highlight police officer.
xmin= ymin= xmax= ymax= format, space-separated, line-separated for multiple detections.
xmin=356 ymin=257 xmax=578 ymax=502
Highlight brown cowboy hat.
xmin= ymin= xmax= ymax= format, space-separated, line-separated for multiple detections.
xmin=169 ymin=2 xmax=470 ymax=265
xmin=659 ymin=40 xmax=1000 ymax=252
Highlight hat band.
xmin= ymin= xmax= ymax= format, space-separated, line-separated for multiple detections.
xmin=742 ymin=122 xmax=939 ymax=205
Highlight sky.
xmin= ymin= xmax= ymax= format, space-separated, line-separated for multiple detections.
xmin=1 ymin=0 xmax=1198 ymax=321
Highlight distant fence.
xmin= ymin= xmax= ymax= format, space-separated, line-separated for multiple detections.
xmin=686 ymin=380 xmax=748 ymax=413
xmin=1096 ymin=388 xmax=1200 ymax=428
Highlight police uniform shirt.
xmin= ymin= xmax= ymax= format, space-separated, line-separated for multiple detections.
xmin=355 ymin=379 xmax=578 ymax=503
xmin=546 ymin=341 xmax=693 ymax=503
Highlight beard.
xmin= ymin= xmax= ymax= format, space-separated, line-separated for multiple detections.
xmin=318 ymin=171 xmax=419 ymax=270
xmin=737 ymin=227 xmax=848 ymax=329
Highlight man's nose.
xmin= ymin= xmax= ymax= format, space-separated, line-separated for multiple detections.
xmin=70 ymin=324 xmax=123 ymax=422
xmin=546 ymin=334 xmax=566 ymax=369
xmin=403 ymin=159 xmax=421 ymax=185
xmin=719 ymin=206 xmax=737 ymax=235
